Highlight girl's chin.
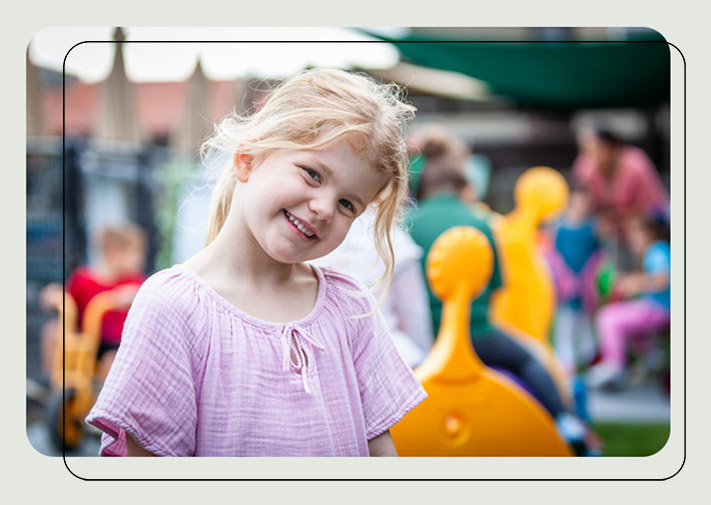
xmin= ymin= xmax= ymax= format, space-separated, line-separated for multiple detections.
xmin=272 ymin=251 xmax=328 ymax=266
xmin=261 ymin=236 xmax=334 ymax=265
xmin=263 ymin=247 xmax=314 ymax=265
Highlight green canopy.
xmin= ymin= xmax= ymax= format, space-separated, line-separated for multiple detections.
xmin=367 ymin=31 xmax=670 ymax=109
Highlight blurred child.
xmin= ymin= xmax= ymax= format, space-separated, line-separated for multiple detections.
xmin=551 ymin=185 xmax=600 ymax=373
xmin=588 ymin=211 xmax=671 ymax=389
xmin=40 ymin=223 xmax=147 ymax=382
xmin=408 ymin=124 xmax=469 ymax=201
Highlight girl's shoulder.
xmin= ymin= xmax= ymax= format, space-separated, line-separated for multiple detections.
xmin=313 ymin=264 xmax=387 ymax=354
xmin=318 ymin=263 xmax=368 ymax=294
xmin=138 ymin=265 xmax=193 ymax=294
xmin=131 ymin=265 xmax=211 ymax=319
xmin=315 ymin=264 xmax=376 ymax=316
xmin=318 ymin=263 xmax=366 ymax=288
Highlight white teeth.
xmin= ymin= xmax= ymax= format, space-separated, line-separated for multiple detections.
xmin=285 ymin=211 xmax=314 ymax=237
xmin=297 ymin=223 xmax=314 ymax=237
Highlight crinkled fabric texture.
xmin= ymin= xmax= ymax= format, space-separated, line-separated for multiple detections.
xmin=85 ymin=264 xmax=426 ymax=457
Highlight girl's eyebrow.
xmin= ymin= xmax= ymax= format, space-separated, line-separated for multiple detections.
xmin=305 ymin=156 xmax=333 ymax=176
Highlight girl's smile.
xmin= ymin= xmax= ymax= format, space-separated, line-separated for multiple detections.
xmin=283 ymin=210 xmax=318 ymax=240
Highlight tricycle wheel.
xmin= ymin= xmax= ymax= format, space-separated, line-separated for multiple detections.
xmin=47 ymin=388 xmax=83 ymax=453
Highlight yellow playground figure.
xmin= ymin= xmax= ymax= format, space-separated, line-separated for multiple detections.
xmin=490 ymin=166 xmax=569 ymax=343
xmin=390 ymin=226 xmax=573 ymax=456
xmin=488 ymin=167 xmax=572 ymax=398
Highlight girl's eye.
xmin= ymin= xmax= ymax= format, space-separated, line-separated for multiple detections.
xmin=303 ymin=167 xmax=321 ymax=183
xmin=340 ymin=199 xmax=355 ymax=213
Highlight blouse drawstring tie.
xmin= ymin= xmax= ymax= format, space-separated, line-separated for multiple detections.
xmin=280 ymin=323 xmax=324 ymax=394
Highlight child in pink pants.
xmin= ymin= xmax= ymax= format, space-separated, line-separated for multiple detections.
xmin=589 ymin=212 xmax=670 ymax=389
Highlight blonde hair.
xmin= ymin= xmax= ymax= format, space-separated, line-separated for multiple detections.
xmin=201 ymin=68 xmax=416 ymax=294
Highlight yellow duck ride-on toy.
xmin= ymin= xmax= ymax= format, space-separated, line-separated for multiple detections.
xmin=390 ymin=226 xmax=573 ymax=456
xmin=46 ymin=287 xmax=135 ymax=452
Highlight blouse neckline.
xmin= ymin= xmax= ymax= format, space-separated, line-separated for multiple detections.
xmin=170 ymin=262 xmax=328 ymax=330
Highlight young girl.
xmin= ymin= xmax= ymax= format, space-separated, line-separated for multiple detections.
xmin=85 ymin=68 xmax=426 ymax=457
xmin=588 ymin=211 xmax=671 ymax=389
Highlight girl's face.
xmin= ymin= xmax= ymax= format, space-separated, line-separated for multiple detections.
xmin=235 ymin=135 xmax=389 ymax=265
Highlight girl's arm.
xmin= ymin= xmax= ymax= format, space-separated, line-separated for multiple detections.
xmin=126 ymin=433 xmax=157 ymax=457
xmin=368 ymin=430 xmax=398 ymax=457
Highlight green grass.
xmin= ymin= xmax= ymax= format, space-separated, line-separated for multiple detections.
xmin=593 ymin=422 xmax=670 ymax=457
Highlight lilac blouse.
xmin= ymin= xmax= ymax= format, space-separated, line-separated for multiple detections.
xmin=85 ymin=264 xmax=426 ymax=456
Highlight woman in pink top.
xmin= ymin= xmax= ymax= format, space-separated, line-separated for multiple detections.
xmin=85 ymin=69 xmax=426 ymax=457
xmin=572 ymin=126 xmax=668 ymax=227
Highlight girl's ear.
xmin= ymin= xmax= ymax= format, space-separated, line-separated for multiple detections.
xmin=234 ymin=152 xmax=254 ymax=183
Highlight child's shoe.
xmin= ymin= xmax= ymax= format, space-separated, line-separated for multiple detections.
xmin=587 ymin=363 xmax=627 ymax=391
xmin=555 ymin=412 xmax=588 ymax=456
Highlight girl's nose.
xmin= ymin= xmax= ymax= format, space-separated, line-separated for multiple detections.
xmin=308 ymin=195 xmax=335 ymax=224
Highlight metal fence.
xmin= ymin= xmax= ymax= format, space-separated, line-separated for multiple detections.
xmin=26 ymin=137 xmax=168 ymax=383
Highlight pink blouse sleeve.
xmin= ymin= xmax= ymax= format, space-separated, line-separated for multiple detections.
xmin=346 ymin=280 xmax=428 ymax=440
xmin=85 ymin=272 xmax=199 ymax=457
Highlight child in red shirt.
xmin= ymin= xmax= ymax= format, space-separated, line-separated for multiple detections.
xmin=40 ymin=223 xmax=148 ymax=381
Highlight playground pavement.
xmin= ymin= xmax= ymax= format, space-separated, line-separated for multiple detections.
xmin=26 ymin=376 xmax=670 ymax=458
xmin=587 ymin=378 xmax=670 ymax=424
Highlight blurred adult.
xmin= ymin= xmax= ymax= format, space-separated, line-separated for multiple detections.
xmin=572 ymin=126 xmax=668 ymax=229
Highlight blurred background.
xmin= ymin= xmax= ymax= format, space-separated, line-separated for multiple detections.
xmin=26 ymin=26 xmax=671 ymax=456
